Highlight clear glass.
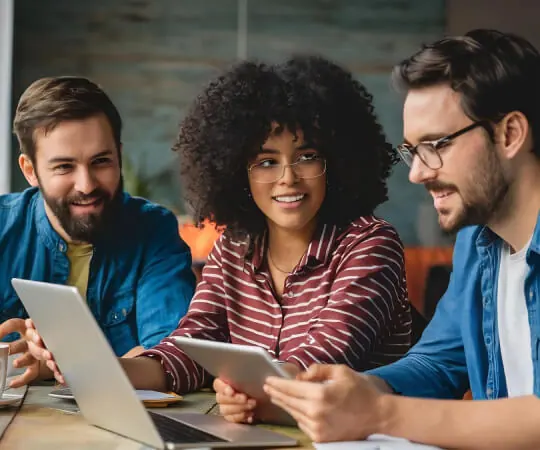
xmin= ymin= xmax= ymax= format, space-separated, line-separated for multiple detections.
xmin=248 ymin=157 xmax=326 ymax=184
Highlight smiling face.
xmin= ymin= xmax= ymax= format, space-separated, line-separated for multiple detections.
xmin=247 ymin=126 xmax=327 ymax=237
xmin=19 ymin=113 xmax=123 ymax=243
xmin=404 ymin=84 xmax=509 ymax=233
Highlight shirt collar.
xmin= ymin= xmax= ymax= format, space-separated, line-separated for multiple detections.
xmin=475 ymin=210 xmax=540 ymax=256
xmin=528 ymin=210 xmax=540 ymax=256
xmin=250 ymin=223 xmax=339 ymax=273
xmin=35 ymin=192 xmax=67 ymax=252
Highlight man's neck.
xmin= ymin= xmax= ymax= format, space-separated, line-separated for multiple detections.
xmin=489 ymin=163 xmax=540 ymax=253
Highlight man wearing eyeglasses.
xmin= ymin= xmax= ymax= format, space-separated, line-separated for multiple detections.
xmin=264 ymin=29 xmax=540 ymax=449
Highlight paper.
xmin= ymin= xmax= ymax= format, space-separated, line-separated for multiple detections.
xmin=313 ymin=434 xmax=443 ymax=450
xmin=135 ymin=390 xmax=177 ymax=401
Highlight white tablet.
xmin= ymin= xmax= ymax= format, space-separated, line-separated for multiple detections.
xmin=171 ymin=336 xmax=295 ymax=425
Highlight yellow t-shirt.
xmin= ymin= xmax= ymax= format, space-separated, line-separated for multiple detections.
xmin=66 ymin=243 xmax=93 ymax=300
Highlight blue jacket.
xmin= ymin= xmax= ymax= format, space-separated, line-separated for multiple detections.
xmin=370 ymin=214 xmax=540 ymax=400
xmin=0 ymin=188 xmax=195 ymax=355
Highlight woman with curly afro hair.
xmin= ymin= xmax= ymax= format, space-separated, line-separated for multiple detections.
xmin=100 ymin=55 xmax=411 ymax=425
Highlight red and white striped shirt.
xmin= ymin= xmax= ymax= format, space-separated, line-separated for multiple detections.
xmin=142 ymin=216 xmax=411 ymax=393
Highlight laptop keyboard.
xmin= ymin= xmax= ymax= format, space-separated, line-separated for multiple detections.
xmin=149 ymin=412 xmax=227 ymax=444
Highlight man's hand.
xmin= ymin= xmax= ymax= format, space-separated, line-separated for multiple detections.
xmin=264 ymin=364 xmax=386 ymax=442
xmin=23 ymin=318 xmax=64 ymax=385
xmin=0 ymin=318 xmax=40 ymax=388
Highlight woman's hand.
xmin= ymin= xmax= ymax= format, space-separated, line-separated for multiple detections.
xmin=214 ymin=377 xmax=257 ymax=424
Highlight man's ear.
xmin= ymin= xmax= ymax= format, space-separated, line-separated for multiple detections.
xmin=18 ymin=154 xmax=39 ymax=187
xmin=496 ymin=111 xmax=530 ymax=160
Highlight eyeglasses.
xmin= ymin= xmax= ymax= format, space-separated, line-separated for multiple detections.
xmin=396 ymin=121 xmax=486 ymax=170
xmin=248 ymin=155 xmax=327 ymax=184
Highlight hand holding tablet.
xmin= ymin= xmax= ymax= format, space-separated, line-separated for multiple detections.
xmin=171 ymin=336 xmax=296 ymax=425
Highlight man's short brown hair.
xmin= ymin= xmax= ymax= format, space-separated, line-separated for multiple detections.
xmin=13 ymin=76 xmax=122 ymax=162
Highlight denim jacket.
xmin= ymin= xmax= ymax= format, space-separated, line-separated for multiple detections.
xmin=370 ymin=213 xmax=540 ymax=400
xmin=0 ymin=187 xmax=195 ymax=355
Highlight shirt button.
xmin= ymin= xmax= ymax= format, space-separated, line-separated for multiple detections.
xmin=112 ymin=313 xmax=118 ymax=320
xmin=486 ymin=388 xmax=493 ymax=397
xmin=483 ymin=297 xmax=490 ymax=307
xmin=529 ymin=290 xmax=534 ymax=302
xmin=58 ymin=242 xmax=66 ymax=252
xmin=485 ymin=336 xmax=492 ymax=345
xmin=122 ymin=308 xmax=127 ymax=317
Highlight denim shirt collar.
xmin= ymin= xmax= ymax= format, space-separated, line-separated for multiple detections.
xmin=528 ymin=211 xmax=540 ymax=257
xmin=34 ymin=192 xmax=68 ymax=253
xmin=475 ymin=211 xmax=540 ymax=258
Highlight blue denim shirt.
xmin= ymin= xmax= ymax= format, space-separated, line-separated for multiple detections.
xmin=0 ymin=187 xmax=195 ymax=356
xmin=370 ymin=213 xmax=540 ymax=400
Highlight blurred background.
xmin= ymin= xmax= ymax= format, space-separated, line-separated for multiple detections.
xmin=1 ymin=0 xmax=539 ymax=315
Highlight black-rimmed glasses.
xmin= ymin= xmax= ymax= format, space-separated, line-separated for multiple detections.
xmin=396 ymin=121 xmax=486 ymax=169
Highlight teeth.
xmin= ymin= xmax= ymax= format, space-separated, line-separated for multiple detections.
xmin=274 ymin=194 xmax=305 ymax=203
xmin=73 ymin=199 xmax=99 ymax=206
xmin=434 ymin=191 xmax=452 ymax=199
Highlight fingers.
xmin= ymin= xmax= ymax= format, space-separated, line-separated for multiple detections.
xmin=219 ymin=401 xmax=256 ymax=423
xmin=8 ymin=339 xmax=28 ymax=356
xmin=8 ymin=365 xmax=39 ymax=388
xmin=0 ymin=319 xmax=26 ymax=340
xmin=268 ymin=395 xmax=317 ymax=436
xmin=214 ymin=377 xmax=256 ymax=424
xmin=213 ymin=377 xmax=233 ymax=394
xmin=25 ymin=328 xmax=45 ymax=348
xmin=27 ymin=341 xmax=51 ymax=361
xmin=264 ymin=376 xmax=324 ymax=400
xmin=214 ymin=378 xmax=256 ymax=406
xmin=13 ymin=352 xmax=35 ymax=368
xmin=45 ymin=360 xmax=64 ymax=384
xmin=296 ymin=364 xmax=339 ymax=382
xmin=264 ymin=382 xmax=313 ymax=414
xmin=217 ymin=394 xmax=255 ymax=424
xmin=25 ymin=318 xmax=36 ymax=329
xmin=222 ymin=410 xmax=254 ymax=424
xmin=216 ymin=391 xmax=252 ymax=404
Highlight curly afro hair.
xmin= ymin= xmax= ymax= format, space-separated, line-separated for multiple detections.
xmin=175 ymin=55 xmax=397 ymax=241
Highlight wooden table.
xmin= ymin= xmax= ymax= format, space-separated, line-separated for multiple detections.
xmin=0 ymin=383 xmax=312 ymax=449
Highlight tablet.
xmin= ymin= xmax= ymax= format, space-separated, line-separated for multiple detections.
xmin=171 ymin=336 xmax=295 ymax=425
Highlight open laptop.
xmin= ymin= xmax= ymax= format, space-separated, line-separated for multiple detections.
xmin=11 ymin=278 xmax=297 ymax=449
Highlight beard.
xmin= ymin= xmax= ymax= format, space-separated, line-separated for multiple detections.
xmin=39 ymin=176 xmax=124 ymax=243
xmin=427 ymin=145 xmax=509 ymax=234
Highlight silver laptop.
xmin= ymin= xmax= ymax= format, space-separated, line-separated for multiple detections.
xmin=11 ymin=278 xmax=297 ymax=449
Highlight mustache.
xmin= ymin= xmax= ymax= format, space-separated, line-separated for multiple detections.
xmin=66 ymin=189 xmax=108 ymax=204
xmin=425 ymin=181 xmax=458 ymax=192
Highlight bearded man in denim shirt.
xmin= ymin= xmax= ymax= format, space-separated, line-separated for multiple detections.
xmin=264 ymin=29 xmax=540 ymax=449
xmin=0 ymin=76 xmax=194 ymax=363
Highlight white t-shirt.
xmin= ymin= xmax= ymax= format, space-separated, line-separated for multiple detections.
xmin=497 ymin=238 xmax=533 ymax=397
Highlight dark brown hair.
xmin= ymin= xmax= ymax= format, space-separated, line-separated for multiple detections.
xmin=393 ymin=29 xmax=540 ymax=156
xmin=13 ymin=76 xmax=122 ymax=162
